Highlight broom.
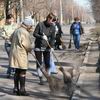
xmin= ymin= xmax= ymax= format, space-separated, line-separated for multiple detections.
xmin=68 ymin=35 xmax=72 ymax=49
xmin=60 ymin=38 xmax=66 ymax=50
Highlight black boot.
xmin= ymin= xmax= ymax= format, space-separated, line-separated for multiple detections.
xmin=57 ymin=45 xmax=61 ymax=50
xmin=19 ymin=76 xmax=29 ymax=96
xmin=39 ymin=77 xmax=44 ymax=85
xmin=13 ymin=73 xmax=20 ymax=95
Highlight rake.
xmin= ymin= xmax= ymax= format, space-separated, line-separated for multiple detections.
xmin=31 ymin=52 xmax=74 ymax=96
xmin=31 ymin=39 xmax=74 ymax=96
xmin=60 ymin=38 xmax=66 ymax=50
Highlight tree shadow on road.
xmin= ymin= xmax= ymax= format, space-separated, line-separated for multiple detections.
xmin=0 ymin=57 xmax=8 ymax=61
xmin=0 ymin=86 xmax=14 ymax=95
xmin=28 ymin=67 xmax=38 ymax=77
xmin=0 ymin=64 xmax=8 ymax=69
xmin=0 ymin=73 xmax=14 ymax=79
xmin=29 ymin=90 xmax=69 ymax=100
xmin=85 ymin=63 xmax=97 ymax=67
xmin=77 ymin=84 xmax=100 ymax=100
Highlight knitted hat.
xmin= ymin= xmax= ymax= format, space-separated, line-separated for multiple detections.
xmin=23 ymin=16 xmax=33 ymax=26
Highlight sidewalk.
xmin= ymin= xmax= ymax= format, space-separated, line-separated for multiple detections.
xmin=72 ymin=40 xmax=100 ymax=100
xmin=0 ymin=38 xmax=84 ymax=100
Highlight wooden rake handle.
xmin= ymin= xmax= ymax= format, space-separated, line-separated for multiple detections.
xmin=31 ymin=51 xmax=49 ymax=78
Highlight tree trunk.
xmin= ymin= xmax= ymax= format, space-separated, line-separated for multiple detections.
xmin=5 ymin=0 xmax=9 ymax=19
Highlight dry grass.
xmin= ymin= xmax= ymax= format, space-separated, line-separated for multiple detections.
xmin=90 ymin=26 xmax=100 ymax=36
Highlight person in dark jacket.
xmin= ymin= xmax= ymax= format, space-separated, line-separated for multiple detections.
xmin=33 ymin=13 xmax=55 ymax=85
xmin=70 ymin=17 xmax=84 ymax=50
xmin=54 ymin=18 xmax=63 ymax=50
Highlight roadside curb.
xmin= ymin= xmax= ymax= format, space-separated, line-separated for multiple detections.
xmin=81 ymin=40 xmax=92 ymax=72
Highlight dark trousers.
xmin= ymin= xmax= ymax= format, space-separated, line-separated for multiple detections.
xmin=34 ymin=50 xmax=50 ymax=77
xmin=55 ymin=34 xmax=62 ymax=49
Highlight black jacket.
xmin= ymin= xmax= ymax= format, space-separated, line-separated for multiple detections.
xmin=56 ymin=22 xmax=63 ymax=36
xmin=33 ymin=21 xmax=55 ymax=49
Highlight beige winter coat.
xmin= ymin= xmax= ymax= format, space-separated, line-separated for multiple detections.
xmin=9 ymin=25 xmax=32 ymax=69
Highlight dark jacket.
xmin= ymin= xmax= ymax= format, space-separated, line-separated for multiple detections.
xmin=70 ymin=22 xmax=84 ymax=35
xmin=56 ymin=22 xmax=63 ymax=36
xmin=33 ymin=21 xmax=55 ymax=49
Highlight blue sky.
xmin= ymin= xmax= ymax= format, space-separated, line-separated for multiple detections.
xmin=74 ymin=0 xmax=90 ymax=7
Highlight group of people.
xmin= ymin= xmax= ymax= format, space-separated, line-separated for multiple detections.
xmin=0 ymin=13 xmax=84 ymax=96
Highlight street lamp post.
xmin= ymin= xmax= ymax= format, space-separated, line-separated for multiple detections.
xmin=60 ymin=0 xmax=63 ymax=25
xmin=71 ymin=1 xmax=74 ymax=21
xmin=20 ymin=0 xmax=24 ymax=22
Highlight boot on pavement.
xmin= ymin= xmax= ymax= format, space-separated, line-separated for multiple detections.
xmin=19 ymin=76 xmax=29 ymax=96
xmin=39 ymin=77 xmax=44 ymax=85
xmin=13 ymin=73 xmax=20 ymax=95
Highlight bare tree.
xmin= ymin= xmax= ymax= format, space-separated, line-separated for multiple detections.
xmin=91 ymin=0 xmax=100 ymax=23
xmin=3 ymin=0 xmax=92 ymax=24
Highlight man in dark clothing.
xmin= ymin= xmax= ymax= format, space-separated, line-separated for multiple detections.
xmin=33 ymin=13 xmax=55 ymax=85
xmin=54 ymin=18 xmax=63 ymax=50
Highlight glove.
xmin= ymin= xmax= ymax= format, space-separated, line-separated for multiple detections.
xmin=51 ymin=48 xmax=54 ymax=52
xmin=42 ymin=33 xmax=48 ymax=41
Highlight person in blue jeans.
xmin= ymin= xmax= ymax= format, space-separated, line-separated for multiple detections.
xmin=70 ymin=17 xmax=84 ymax=50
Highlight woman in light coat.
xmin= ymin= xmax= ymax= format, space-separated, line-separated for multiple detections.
xmin=9 ymin=17 xmax=33 ymax=96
